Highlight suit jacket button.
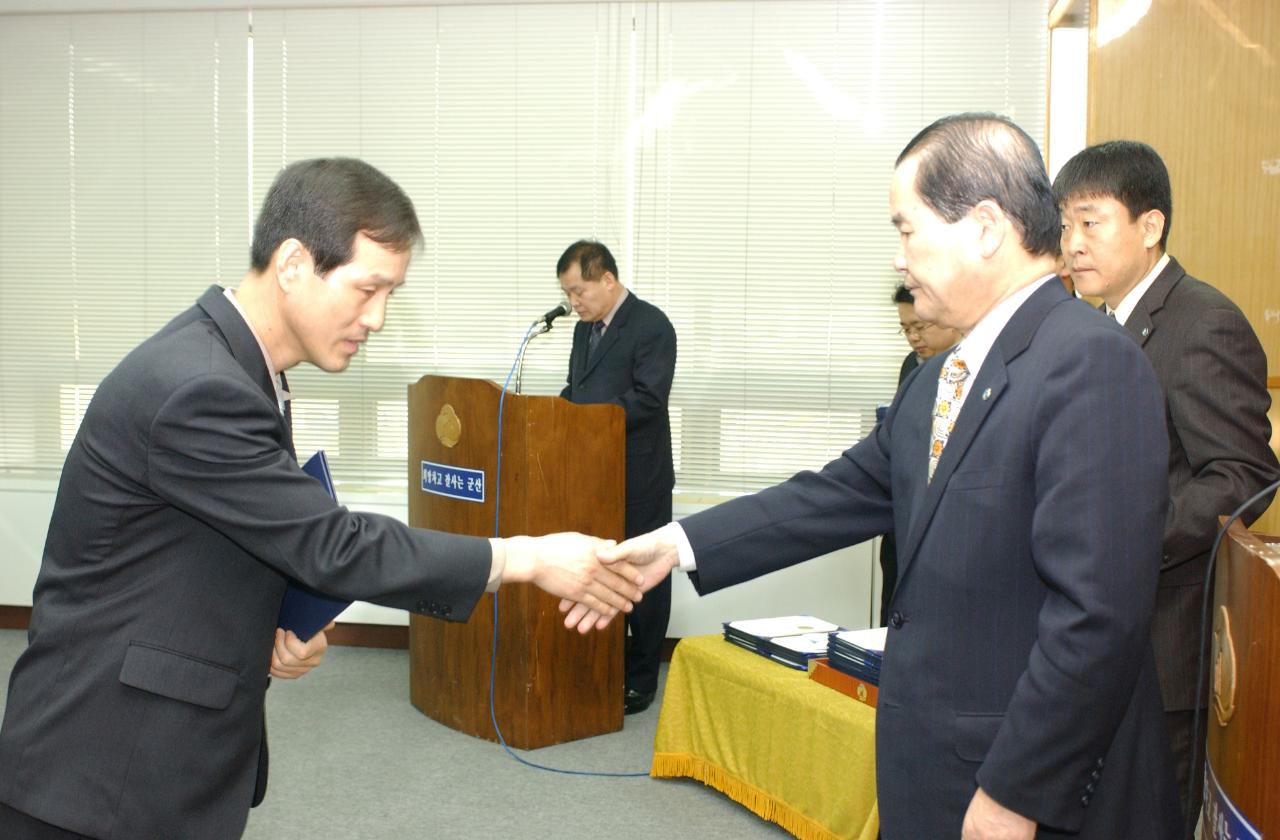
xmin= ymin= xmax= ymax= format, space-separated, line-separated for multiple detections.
xmin=889 ymin=612 xmax=904 ymax=629
xmin=1080 ymin=794 xmax=1090 ymax=807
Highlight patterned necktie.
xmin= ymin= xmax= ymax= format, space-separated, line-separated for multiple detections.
xmin=588 ymin=320 xmax=605 ymax=358
xmin=928 ymin=353 xmax=969 ymax=482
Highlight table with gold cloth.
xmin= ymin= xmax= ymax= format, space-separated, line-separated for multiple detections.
xmin=651 ymin=634 xmax=878 ymax=840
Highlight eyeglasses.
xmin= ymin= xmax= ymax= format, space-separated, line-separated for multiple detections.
xmin=898 ymin=321 xmax=935 ymax=338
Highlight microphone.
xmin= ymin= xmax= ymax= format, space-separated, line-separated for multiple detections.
xmin=515 ymin=302 xmax=571 ymax=394
xmin=538 ymin=302 xmax=571 ymax=328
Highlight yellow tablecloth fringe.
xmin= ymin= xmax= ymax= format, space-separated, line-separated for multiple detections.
xmin=653 ymin=751 xmax=847 ymax=840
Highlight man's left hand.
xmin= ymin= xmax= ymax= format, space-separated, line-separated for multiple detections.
xmin=269 ymin=622 xmax=334 ymax=679
xmin=961 ymin=787 xmax=1036 ymax=840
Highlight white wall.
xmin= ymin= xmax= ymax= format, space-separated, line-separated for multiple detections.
xmin=0 ymin=481 xmax=57 ymax=608
xmin=1048 ymin=26 xmax=1089 ymax=180
xmin=667 ymin=498 xmax=876 ymax=635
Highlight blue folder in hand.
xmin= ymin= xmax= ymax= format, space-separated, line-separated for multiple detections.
xmin=276 ymin=451 xmax=351 ymax=641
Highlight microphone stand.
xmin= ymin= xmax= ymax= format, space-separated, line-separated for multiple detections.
xmin=513 ymin=320 xmax=552 ymax=395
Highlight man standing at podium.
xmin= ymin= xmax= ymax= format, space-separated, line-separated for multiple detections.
xmin=558 ymin=240 xmax=677 ymax=716
xmin=1055 ymin=140 xmax=1280 ymax=830
xmin=577 ymin=114 xmax=1183 ymax=838
xmin=0 ymin=159 xmax=644 ymax=840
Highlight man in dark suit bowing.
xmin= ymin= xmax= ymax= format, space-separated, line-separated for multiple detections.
xmin=1055 ymin=140 xmax=1279 ymax=831
xmin=558 ymin=240 xmax=676 ymax=716
xmin=569 ymin=114 xmax=1182 ymax=838
xmin=0 ymin=159 xmax=643 ymax=840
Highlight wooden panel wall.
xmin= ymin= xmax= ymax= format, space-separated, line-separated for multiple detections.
xmin=1088 ymin=1 xmax=1279 ymax=527
xmin=1257 ymin=384 xmax=1280 ymax=535
xmin=1087 ymin=0 xmax=1278 ymax=372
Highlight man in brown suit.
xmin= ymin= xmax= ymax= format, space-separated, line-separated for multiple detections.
xmin=1055 ymin=140 xmax=1280 ymax=833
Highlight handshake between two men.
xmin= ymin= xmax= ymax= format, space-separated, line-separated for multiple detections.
xmin=505 ymin=529 xmax=679 ymax=634
xmin=272 ymin=530 xmax=670 ymax=679
xmin=272 ymin=530 xmax=671 ymax=680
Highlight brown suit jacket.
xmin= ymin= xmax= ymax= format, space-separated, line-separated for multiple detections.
xmin=1121 ymin=257 xmax=1279 ymax=711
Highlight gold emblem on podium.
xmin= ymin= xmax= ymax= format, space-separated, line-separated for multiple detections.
xmin=435 ymin=404 xmax=462 ymax=448
xmin=1211 ymin=605 xmax=1237 ymax=726
xmin=856 ymin=683 xmax=868 ymax=703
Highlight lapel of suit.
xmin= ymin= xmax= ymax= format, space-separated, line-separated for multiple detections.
xmin=897 ymin=280 xmax=1067 ymax=575
xmin=196 ymin=285 xmax=295 ymax=458
xmin=579 ymin=292 xmax=637 ymax=381
xmin=1122 ymin=256 xmax=1183 ymax=349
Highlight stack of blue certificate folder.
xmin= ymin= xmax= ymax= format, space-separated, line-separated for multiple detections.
xmin=826 ymin=628 xmax=887 ymax=685
xmin=276 ymin=451 xmax=352 ymax=641
xmin=722 ymin=615 xmax=842 ymax=671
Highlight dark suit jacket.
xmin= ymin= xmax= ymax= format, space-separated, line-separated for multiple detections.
xmin=898 ymin=348 xmax=920 ymax=383
xmin=679 ymin=280 xmax=1180 ymax=837
xmin=0 ymin=287 xmax=492 ymax=839
xmin=878 ymin=350 xmax=920 ymax=624
xmin=1120 ymin=257 xmax=1279 ymax=711
xmin=560 ymin=292 xmax=676 ymax=521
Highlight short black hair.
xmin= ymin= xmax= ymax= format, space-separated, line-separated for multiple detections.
xmin=892 ymin=283 xmax=914 ymax=305
xmin=250 ymin=158 xmax=422 ymax=275
xmin=556 ymin=240 xmax=619 ymax=282
xmin=897 ymin=112 xmax=1060 ymax=257
xmin=1052 ymin=140 xmax=1172 ymax=250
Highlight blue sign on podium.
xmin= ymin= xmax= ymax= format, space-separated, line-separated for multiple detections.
xmin=1204 ymin=761 xmax=1261 ymax=840
xmin=420 ymin=460 xmax=486 ymax=503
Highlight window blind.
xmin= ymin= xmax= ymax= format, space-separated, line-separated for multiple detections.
xmin=0 ymin=0 xmax=1048 ymax=500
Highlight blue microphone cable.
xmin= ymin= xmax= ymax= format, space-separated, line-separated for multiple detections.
xmin=485 ymin=320 xmax=649 ymax=778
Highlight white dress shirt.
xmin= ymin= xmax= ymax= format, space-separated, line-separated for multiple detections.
xmin=1104 ymin=253 xmax=1168 ymax=326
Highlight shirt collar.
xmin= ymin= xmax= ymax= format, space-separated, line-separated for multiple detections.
xmin=222 ymin=287 xmax=291 ymax=414
xmin=600 ymin=287 xmax=629 ymax=330
xmin=950 ymin=275 xmax=1057 ymax=379
xmin=1107 ymin=253 xmax=1169 ymax=325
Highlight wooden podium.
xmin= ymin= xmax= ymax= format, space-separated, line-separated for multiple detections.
xmin=1203 ymin=522 xmax=1280 ymax=836
xmin=405 ymin=375 xmax=626 ymax=749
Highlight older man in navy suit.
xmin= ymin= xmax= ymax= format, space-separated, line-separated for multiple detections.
xmin=571 ymin=114 xmax=1182 ymax=838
